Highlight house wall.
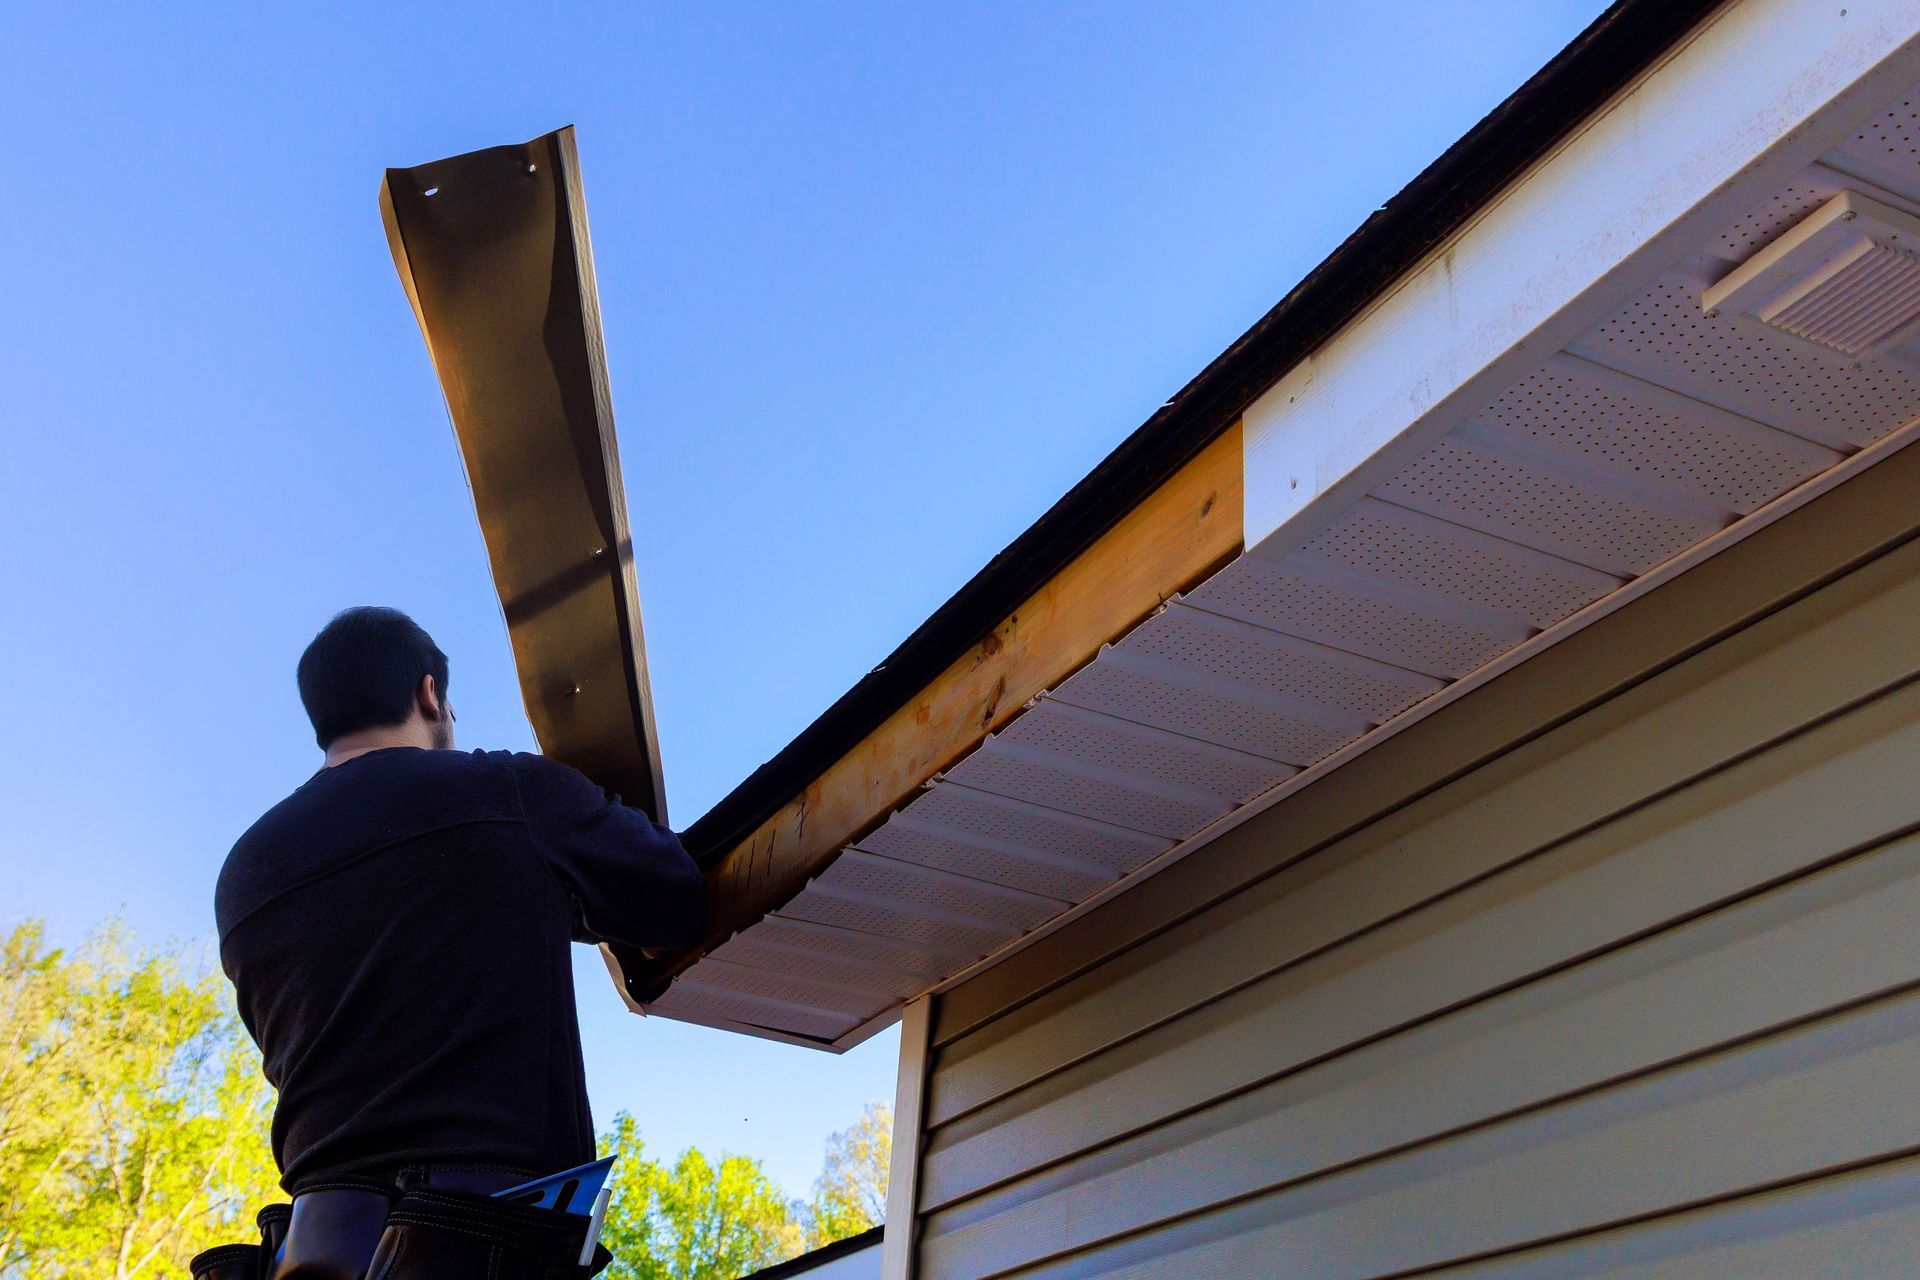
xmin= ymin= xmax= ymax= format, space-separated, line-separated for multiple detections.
xmin=892 ymin=443 xmax=1920 ymax=1277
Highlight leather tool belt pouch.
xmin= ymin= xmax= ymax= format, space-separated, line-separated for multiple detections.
xmin=366 ymin=1188 xmax=612 ymax=1280
xmin=192 ymin=1187 xmax=610 ymax=1280
xmin=189 ymin=1243 xmax=264 ymax=1280
xmin=192 ymin=1188 xmax=395 ymax=1280
xmin=271 ymin=1188 xmax=396 ymax=1279
xmin=256 ymin=1204 xmax=293 ymax=1266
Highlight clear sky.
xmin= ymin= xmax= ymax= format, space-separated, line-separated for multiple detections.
xmin=0 ymin=1 xmax=1608 ymax=1200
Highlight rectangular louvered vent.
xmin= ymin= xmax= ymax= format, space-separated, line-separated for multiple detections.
xmin=1704 ymin=191 xmax=1920 ymax=362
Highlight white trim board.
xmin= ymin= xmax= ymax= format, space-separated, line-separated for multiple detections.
xmin=1242 ymin=0 xmax=1920 ymax=555
xmin=880 ymin=996 xmax=933 ymax=1279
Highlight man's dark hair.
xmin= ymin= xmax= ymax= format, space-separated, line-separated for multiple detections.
xmin=297 ymin=607 xmax=450 ymax=749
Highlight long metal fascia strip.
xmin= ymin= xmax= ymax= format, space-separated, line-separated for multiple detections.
xmin=379 ymin=126 xmax=666 ymax=821
xmin=380 ymin=127 xmax=670 ymax=1007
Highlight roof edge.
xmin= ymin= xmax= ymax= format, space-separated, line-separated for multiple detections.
xmin=738 ymin=1226 xmax=884 ymax=1280
xmin=682 ymin=0 xmax=1728 ymax=862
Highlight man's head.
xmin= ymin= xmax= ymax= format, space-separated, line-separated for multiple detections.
xmin=297 ymin=606 xmax=454 ymax=755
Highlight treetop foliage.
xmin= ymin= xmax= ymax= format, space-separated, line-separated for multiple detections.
xmin=0 ymin=921 xmax=889 ymax=1280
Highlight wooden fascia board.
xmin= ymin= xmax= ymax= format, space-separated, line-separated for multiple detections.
xmin=629 ymin=424 xmax=1243 ymax=998
xmin=380 ymin=127 xmax=667 ymax=821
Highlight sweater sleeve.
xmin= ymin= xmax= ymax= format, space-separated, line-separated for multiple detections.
xmin=505 ymin=752 xmax=707 ymax=950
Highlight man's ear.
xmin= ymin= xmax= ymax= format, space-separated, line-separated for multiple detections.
xmin=416 ymin=673 xmax=445 ymax=721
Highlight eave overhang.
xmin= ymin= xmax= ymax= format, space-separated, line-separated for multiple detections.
xmin=383 ymin=0 xmax=1920 ymax=1049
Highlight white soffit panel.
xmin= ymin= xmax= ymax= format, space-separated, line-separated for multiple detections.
xmin=1567 ymin=271 xmax=1920 ymax=450
xmin=995 ymin=699 xmax=1293 ymax=805
xmin=855 ymin=817 xmax=1118 ymax=901
xmin=1372 ymin=430 xmax=1728 ymax=577
xmin=1187 ymin=555 xmax=1526 ymax=680
xmin=649 ymin=984 xmax=860 ymax=1044
xmin=940 ymin=736 xmax=1228 ymax=840
xmin=1711 ymin=175 xmax=1848 ymax=261
xmin=744 ymin=916 xmax=971 ymax=982
xmin=779 ymin=882 xmax=1013 ymax=958
xmin=902 ymin=784 xmax=1170 ymax=874
xmin=813 ymin=850 xmax=1069 ymax=931
xmin=1049 ymin=657 xmax=1362 ymax=769
xmin=1478 ymin=354 xmax=1842 ymax=514
xmin=1823 ymin=91 xmax=1920 ymax=204
xmin=1118 ymin=604 xmax=1440 ymax=722
xmin=708 ymin=934 xmax=929 ymax=1001
xmin=1296 ymin=497 xmax=1622 ymax=628
xmin=682 ymin=956 xmax=888 ymax=1019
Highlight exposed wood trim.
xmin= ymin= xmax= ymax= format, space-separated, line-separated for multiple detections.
xmin=632 ymin=424 xmax=1243 ymax=998
xmin=380 ymin=126 xmax=667 ymax=822
xmin=881 ymin=995 xmax=934 ymax=1280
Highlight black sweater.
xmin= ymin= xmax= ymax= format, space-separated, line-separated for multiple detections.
xmin=216 ymin=747 xmax=703 ymax=1194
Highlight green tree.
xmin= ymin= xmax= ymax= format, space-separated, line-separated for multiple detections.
xmin=596 ymin=1111 xmax=801 ymax=1280
xmin=805 ymin=1102 xmax=890 ymax=1248
xmin=0 ymin=915 xmax=893 ymax=1279
xmin=0 ymin=920 xmax=279 ymax=1279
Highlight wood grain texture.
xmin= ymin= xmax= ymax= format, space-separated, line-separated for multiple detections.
xmin=381 ymin=127 xmax=667 ymax=822
xmin=652 ymin=425 xmax=1243 ymax=992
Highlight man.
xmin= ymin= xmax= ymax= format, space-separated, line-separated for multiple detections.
xmin=212 ymin=607 xmax=704 ymax=1279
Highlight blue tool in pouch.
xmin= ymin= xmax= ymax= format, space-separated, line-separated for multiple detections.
xmin=494 ymin=1154 xmax=618 ymax=1265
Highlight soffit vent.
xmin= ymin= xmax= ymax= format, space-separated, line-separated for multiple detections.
xmin=1704 ymin=191 xmax=1920 ymax=363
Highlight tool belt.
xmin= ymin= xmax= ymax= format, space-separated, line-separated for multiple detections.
xmin=189 ymin=1170 xmax=613 ymax=1280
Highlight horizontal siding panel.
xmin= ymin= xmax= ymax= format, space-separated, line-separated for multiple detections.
xmin=919 ymin=824 xmax=1920 ymax=1274
xmin=927 ymin=548 xmax=1920 ymax=1125
xmin=1003 ymin=986 xmax=1920 ymax=1279
xmin=1443 ymin=1156 xmax=1920 ymax=1279
xmin=919 ymin=674 xmax=1920 ymax=1209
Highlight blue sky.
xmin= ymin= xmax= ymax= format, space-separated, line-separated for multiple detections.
xmin=0 ymin=1 xmax=1607 ymax=1199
